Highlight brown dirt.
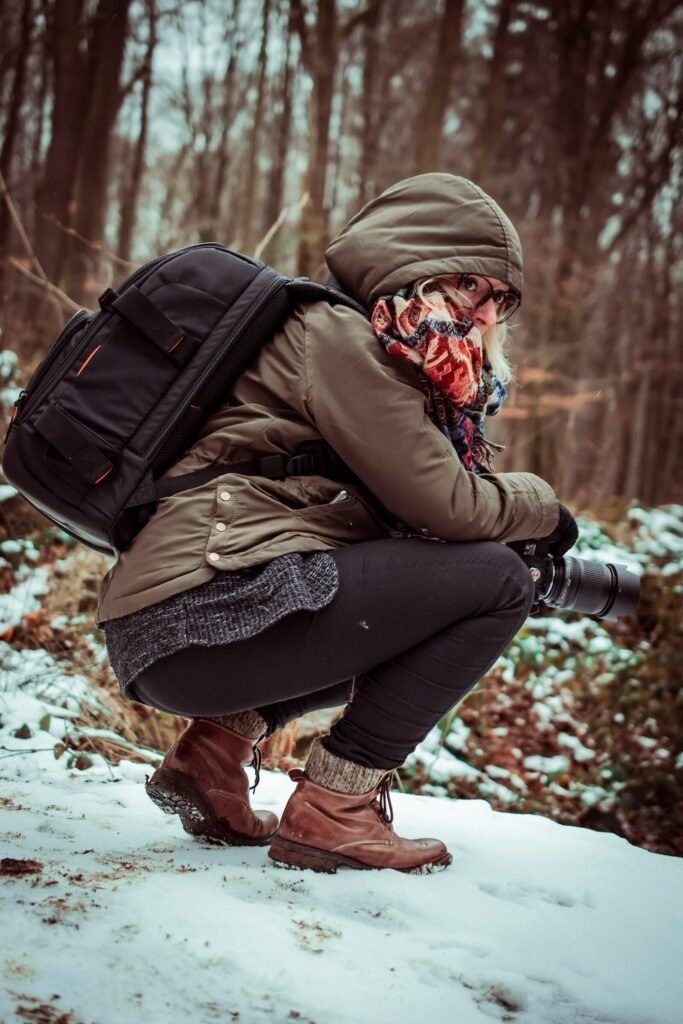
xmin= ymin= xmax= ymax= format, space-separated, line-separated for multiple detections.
xmin=0 ymin=858 xmax=44 ymax=877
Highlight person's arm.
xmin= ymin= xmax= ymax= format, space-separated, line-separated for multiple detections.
xmin=302 ymin=302 xmax=560 ymax=544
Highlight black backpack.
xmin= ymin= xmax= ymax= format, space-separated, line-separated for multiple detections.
xmin=1 ymin=243 xmax=365 ymax=555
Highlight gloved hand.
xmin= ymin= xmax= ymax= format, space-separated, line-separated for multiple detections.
xmin=544 ymin=503 xmax=579 ymax=557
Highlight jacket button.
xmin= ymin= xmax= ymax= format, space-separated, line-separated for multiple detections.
xmin=208 ymin=552 xmax=219 ymax=561
xmin=220 ymin=491 xmax=231 ymax=501
xmin=215 ymin=522 xmax=226 ymax=531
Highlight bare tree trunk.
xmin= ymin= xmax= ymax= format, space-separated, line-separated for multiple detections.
xmin=65 ymin=0 xmax=132 ymax=304
xmin=473 ymin=0 xmax=516 ymax=187
xmin=0 ymin=0 xmax=33 ymax=300
xmin=153 ymin=142 xmax=192 ymax=251
xmin=28 ymin=0 xmax=52 ymax=239
xmin=412 ymin=0 xmax=464 ymax=174
xmin=623 ymin=370 xmax=651 ymax=502
xmin=357 ymin=0 xmax=382 ymax=208
xmin=35 ymin=0 xmax=88 ymax=284
xmin=118 ymin=0 xmax=157 ymax=262
xmin=209 ymin=5 xmax=241 ymax=240
xmin=262 ymin=0 xmax=295 ymax=266
xmin=240 ymin=0 xmax=272 ymax=253
xmin=294 ymin=0 xmax=337 ymax=277
xmin=328 ymin=49 xmax=353 ymax=215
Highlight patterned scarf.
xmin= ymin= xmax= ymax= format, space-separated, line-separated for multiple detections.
xmin=371 ymin=284 xmax=507 ymax=473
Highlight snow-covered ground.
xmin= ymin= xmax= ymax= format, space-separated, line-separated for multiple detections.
xmin=2 ymin=686 xmax=683 ymax=1024
xmin=2 ymin=347 xmax=682 ymax=1022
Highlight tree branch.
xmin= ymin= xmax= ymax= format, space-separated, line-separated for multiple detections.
xmin=36 ymin=209 xmax=136 ymax=270
xmin=253 ymin=192 xmax=310 ymax=260
xmin=0 ymin=168 xmax=50 ymax=283
xmin=8 ymin=258 xmax=84 ymax=314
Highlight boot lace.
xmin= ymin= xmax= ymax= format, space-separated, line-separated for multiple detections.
xmin=374 ymin=771 xmax=395 ymax=824
xmin=248 ymin=729 xmax=268 ymax=793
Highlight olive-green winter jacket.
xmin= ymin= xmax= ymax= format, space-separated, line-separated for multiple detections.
xmin=96 ymin=173 xmax=559 ymax=625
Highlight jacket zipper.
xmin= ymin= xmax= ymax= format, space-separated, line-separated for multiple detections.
xmin=3 ymin=389 xmax=27 ymax=444
xmin=23 ymin=309 xmax=90 ymax=403
xmin=141 ymin=275 xmax=285 ymax=463
xmin=3 ymin=308 xmax=93 ymax=445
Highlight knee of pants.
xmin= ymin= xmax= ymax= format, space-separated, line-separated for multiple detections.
xmin=487 ymin=542 xmax=537 ymax=613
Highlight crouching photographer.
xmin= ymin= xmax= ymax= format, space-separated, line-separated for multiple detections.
xmin=93 ymin=174 xmax=638 ymax=876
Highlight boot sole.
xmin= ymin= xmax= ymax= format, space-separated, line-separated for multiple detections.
xmin=145 ymin=767 xmax=276 ymax=847
xmin=268 ymin=836 xmax=453 ymax=875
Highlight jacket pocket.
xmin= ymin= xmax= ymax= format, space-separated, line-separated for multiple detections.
xmin=292 ymin=492 xmax=388 ymax=540
xmin=294 ymin=491 xmax=356 ymax=516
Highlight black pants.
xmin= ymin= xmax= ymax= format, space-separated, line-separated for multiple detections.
xmin=130 ymin=538 xmax=535 ymax=769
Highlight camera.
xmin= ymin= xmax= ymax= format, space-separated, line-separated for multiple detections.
xmin=507 ymin=536 xmax=641 ymax=621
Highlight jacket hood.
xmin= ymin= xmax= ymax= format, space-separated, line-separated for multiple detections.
xmin=325 ymin=173 xmax=523 ymax=308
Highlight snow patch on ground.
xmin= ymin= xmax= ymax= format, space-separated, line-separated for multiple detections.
xmin=1 ymin=647 xmax=682 ymax=1023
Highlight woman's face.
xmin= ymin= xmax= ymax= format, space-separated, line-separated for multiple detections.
xmin=438 ymin=273 xmax=517 ymax=332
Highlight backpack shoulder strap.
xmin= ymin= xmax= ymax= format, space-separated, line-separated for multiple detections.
xmin=285 ymin=278 xmax=367 ymax=318
xmin=125 ymin=277 xmax=366 ymax=511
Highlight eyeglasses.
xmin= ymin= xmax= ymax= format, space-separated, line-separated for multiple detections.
xmin=454 ymin=274 xmax=521 ymax=324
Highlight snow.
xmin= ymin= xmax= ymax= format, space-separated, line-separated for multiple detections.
xmin=522 ymin=753 xmax=570 ymax=775
xmin=2 ymin=674 xmax=683 ymax=1024
xmin=557 ymin=732 xmax=596 ymax=762
xmin=0 ymin=373 xmax=681 ymax=1024
xmin=1 ymin=761 xmax=682 ymax=1023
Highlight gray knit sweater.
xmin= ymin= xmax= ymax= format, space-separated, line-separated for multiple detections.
xmin=103 ymin=552 xmax=339 ymax=700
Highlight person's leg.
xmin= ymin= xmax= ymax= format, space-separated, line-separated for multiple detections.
xmin=267 ymin=539 xmax=534 ymax=873
xmin=131 ymin=537 xmax=534 ymax=765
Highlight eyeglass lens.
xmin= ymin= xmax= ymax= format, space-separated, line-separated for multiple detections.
xmin=457 ymin=275 xmax=520 ymax=322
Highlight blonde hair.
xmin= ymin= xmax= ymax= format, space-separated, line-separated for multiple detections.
xmin=414 ymin=275 xmax=515 ymax=386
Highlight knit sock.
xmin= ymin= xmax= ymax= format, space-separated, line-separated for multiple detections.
xmin=198 ymin=709 xmax=268 ymax=740
xmin=304 ymin=735 xmax=392 ymax=794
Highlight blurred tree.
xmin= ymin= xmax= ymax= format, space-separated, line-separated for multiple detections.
xmin=0 ymin=0 xmax=681 ymax=507
xmin=292 ymin=0 xmax=338 ymax=276
xmin=261 ymin=0 xmax=296 ymax=266
xmin=0 ymin=0 xmax=33 ymax=301
xmin=34 ymin=0 xmax=88 ymax=285
xmin=240 ymin=0 xmax=272 ymax=253
xmin=62 ymin=0 xmax=133 ymax=304
xmin=117 ymin=0 xmax=158 ymax=263
xmin=412 ymin=0 xmax=465 ymax=174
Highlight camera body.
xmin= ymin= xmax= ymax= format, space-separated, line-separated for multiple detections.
xmin=507 ymin=537 xmax=641 ymax=622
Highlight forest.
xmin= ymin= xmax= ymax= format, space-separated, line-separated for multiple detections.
xmin=0 ymin=0 xmax=681 ymax=510
xmin=0 ymin=3 xmax=682 ymax=1019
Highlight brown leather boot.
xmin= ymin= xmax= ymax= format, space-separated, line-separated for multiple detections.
xmin=145 ymin=717 xmax=278 ymax=846
xmin=268 ymin=737 xmax=452 ymax=874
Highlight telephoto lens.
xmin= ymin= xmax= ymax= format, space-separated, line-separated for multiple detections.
xmin=507 ymin=538 xmax=642 ymax=621
xmin=541 ymin=555 xmax=641 ymax=621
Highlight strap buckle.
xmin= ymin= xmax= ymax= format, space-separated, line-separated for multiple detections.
xmin=258 ymin=452 xmax=317 ymax=479
xmin=98 ymin=287 xmax=118 ymax=309
xmin=286 ymin=452 xmax=316 ymax=475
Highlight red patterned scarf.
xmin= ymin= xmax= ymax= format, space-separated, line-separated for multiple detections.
xmin=371 ymin=285 xmax=507 ymax=473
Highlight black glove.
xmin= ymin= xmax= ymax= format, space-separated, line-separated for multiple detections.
xmin=545 ymin=503 xmax=579 ymax=557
